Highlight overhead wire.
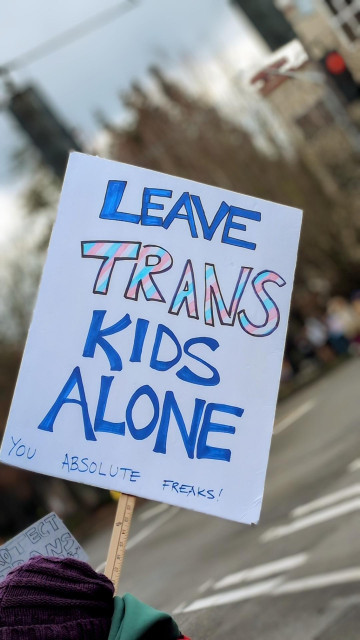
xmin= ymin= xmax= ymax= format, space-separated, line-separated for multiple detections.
xmin=0 ymin=0 xmax=139 ymax=73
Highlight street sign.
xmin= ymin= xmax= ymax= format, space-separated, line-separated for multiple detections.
xmin=0 ymin=153 xmax=302 ymax=524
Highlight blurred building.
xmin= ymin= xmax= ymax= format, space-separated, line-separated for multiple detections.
xmin=274 ymin=1 xmax=360 ymax=127
xmin=277 ymin=1 xmax=359 ymax=77
xmin=230 ymin=0 xmax=296 ymax=50
xmin=249 ymin=1 xmax=360 ymax=197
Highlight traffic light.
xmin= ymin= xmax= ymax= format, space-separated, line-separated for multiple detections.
xmin=321 ymin=50 xmax=360 ymax=103
xmin=8 ymin=85 xmax=82 ymax=178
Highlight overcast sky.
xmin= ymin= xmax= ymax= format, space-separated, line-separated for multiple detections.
xmin=0 ymin=0 xmax=267 ymax=240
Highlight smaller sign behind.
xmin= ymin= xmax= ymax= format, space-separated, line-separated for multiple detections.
xmin=0 ymin=512 xmax=88 ymax=581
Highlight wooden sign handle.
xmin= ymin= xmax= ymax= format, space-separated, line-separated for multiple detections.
xmin=104 ymin=493 xmax=136 ymax=592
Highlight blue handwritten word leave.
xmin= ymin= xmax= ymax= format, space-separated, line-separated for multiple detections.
xmin=0 ymin=153 xmax=302 ymax=524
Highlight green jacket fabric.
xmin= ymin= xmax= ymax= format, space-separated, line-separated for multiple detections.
xmin=108 ymin=594 xmax=182 ymax=640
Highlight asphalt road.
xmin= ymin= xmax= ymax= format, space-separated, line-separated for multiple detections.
xmin=84 ymin=358 xmax=360 ymax=639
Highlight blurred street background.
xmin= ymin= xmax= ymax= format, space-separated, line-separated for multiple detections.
xmin=0 ymin=1 xmax=359 ymax=638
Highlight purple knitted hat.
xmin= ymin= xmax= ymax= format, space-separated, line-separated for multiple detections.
xmin=0 ymin=556 xmax=114 ymax=639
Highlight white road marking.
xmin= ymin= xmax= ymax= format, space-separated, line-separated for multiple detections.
xmin=180 ymin=577 xmax=284 ymax=612
xmin=175 ymin=568 xmax=360 ymax=613
xmin=172 ymin=601 xmax=188 ymax=615
xmin=138 ymin=503 xmax=170 ymax=522
xmin=330 ymin=594 xmax=360 ymax=609
xmin=95 ymin=560 xmax=106 ymax=573
xmin=274 ymin=399 xmax=316 ymax=435
xmin=261 ymin=497 xmax=360 ymax=542
xmin=214 ymin=553 xmax=308 ymax=590
xmin=348 ymin=458 xmax=360 ymax=473
xmin=127 ymin=506 xmax=179 ymax=550
xmin=198 ymin=579 xmax=214 ymax=594
xmin=274 ymin=568 xmax=360 ymax=594
xmin=95 ymin=506 xmax=179 ymax=572
xmin=291 ymin=484 xmax=360 ymax=518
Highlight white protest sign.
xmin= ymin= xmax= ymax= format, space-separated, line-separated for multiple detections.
xmin=0 ymin=153 xmax=302 ymax=524
xmin=0 ymin=512 xmax=88 ymax=580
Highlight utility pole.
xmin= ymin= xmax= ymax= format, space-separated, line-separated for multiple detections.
xmin=0 ymin=0 xmax=139 ymax=177
xmin=1 ymin=72 xmax=83 ymax=178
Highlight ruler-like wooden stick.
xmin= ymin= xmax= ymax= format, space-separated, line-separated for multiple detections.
xmin=104 ymin=493 xmax=136 ymax=591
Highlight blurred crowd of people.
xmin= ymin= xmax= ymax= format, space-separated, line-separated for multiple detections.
xmin=282 ymin=291 xmax=360 ymax=383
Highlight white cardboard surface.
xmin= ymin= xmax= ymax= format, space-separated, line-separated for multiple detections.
xmin=0 ymin=153 xmax=302 ymax=523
